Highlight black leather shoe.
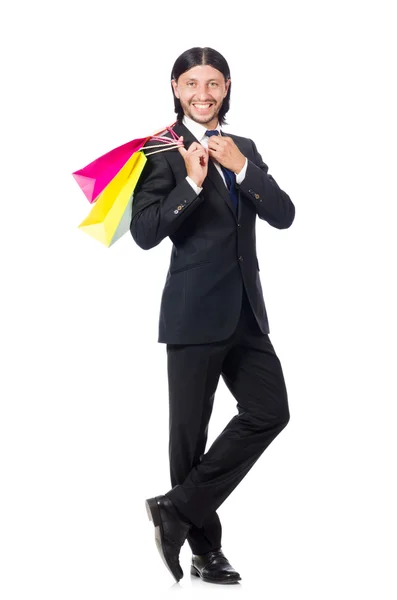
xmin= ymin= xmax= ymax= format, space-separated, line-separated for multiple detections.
xmin=145 ymin=495 xmax=191 ymax=582
xmin=191 ymin=549 xmax=241 ymax=584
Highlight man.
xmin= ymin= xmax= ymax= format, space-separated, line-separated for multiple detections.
xmin=130 ymin=47 xmax=295 ymax=584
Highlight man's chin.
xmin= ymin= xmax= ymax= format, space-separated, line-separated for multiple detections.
xmin=189 ymin=112 xmax=217 ymax=125
xmin=188 ymin=110 xmax=218 ymax=125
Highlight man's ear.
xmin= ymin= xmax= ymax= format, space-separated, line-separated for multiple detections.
xmin=171 ymin=79 xmax=180 ymax=99
xmin=224 ymin=78 xmax=231 ymax=97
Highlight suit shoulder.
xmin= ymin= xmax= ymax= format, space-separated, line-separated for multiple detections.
xmin=224 ymin=132 xmax=255 ymax=148
xmin=226 ymin=132 xmax=268 ymax=170
xmin=225 ymin=131 xmax=250 ymax=142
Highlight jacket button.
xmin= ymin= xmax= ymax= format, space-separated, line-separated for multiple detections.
xmin=254 ymin=193 xmax=260 ymax=200
xmin=174 ymin=210 xmax=178 ymax=214
xmin=237 ymin=223 xmax=241 ymax=227
xmin=238 ymin=256 xmax=244 ymax=261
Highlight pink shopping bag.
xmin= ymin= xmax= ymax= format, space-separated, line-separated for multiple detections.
xmin=72 ymin=137 xmax=148 ymax=204
xmin=72 ymin=123 xmax=181 ymax=204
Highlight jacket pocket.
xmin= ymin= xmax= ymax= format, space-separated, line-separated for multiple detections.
xmin=170 ymin=260 xmax=211 ymax=274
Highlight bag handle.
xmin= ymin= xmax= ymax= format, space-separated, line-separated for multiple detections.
xmin=143 ymin=123 xmax=184 ymax=156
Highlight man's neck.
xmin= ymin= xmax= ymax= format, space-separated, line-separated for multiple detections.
xmin=182 ymin=115 xmax=220 ymax=140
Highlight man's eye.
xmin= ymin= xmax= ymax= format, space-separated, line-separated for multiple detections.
xmin=187 ymin=82 xmax=195 ymax=87
xmin=209 ymin=82 xmax=218 ymax=87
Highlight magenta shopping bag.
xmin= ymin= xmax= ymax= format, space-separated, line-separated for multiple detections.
xmin=72 ymin=124 xmax=182 ymax=204
xmin=72 ymin=137 xmax=149 ymax=204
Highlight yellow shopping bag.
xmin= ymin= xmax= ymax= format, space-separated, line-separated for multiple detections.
xmin=78 ymin=150 xmax=147 ymax=247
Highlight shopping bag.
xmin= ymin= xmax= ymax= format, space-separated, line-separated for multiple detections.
xmin=72 ymin=137 xmax=148 ymax=204
xmin=72 ymin=124 xmax=181 ymax=204
xmin=78 ymin=150 xmax=147 ymax=247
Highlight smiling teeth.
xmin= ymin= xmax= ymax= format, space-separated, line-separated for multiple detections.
xmin=194 ymin=104 xmax=212 ymax=108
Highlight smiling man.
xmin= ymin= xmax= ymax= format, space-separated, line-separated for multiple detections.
xmin=172 ymin=65 xmax=229 ymax=127
xmin=130 ymin=47 xmax=295 ymax=585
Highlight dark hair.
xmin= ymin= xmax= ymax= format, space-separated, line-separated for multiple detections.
xmin=171 ymin=47 xmax=231 ymax=125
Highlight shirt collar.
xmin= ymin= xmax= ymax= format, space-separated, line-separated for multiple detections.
xmin=182 ymin=115 xmax=220 ymax=142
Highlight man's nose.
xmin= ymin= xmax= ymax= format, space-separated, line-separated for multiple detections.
xmin=195 ymin=84 xmax=211 ymax=99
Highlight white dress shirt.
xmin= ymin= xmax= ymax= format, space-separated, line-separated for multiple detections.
xmin=182 ymin=115 xmax=248 ymax=195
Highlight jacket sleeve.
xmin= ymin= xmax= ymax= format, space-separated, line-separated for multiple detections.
xmin=237 ymin=139 xmax=295 ymax=229
xmin=130 ymin=151 xmax=205 ymax=250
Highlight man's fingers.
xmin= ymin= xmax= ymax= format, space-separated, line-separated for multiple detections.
xmin=188 ymin=142 xmax=208 ymax=154
xmin=208 ymin=139 xmax=224 ymax=152
xmin=208 ymin=149 xmax=219 ymax=161
xmin=178 ymin=139 xmax=208 ymax=169
xmin=188 ymin=142 xmax=200 ymax=153
xmin=208 ymin=146 xmax=221 ymax=156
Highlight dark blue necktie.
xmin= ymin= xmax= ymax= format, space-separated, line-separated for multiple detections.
xmin=205 ymin=130 xmax=238 ymax=214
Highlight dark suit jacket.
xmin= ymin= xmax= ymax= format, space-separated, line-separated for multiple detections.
xmin=130 ymin=122 xmax=295 ymax=345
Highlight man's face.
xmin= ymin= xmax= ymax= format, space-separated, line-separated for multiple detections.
xmin=171 ymin=65 xmax=230 ymax=128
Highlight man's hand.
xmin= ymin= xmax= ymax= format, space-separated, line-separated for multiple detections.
xmin=208 ymin=136 xmax=246 ymax=173
xmin=178 ymin=136 xmax=208 ymax=187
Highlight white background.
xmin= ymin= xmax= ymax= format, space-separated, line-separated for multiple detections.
xmin=1 ymin=0 xmax=396 ymax=598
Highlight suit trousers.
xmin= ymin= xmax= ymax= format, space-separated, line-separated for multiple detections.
xmin=165 ymin=287 xmax=290 ymax=555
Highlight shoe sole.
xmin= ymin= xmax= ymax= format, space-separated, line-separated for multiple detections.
xmin=191 ymin=565 xmax=241 ymax=584
xmin=145 ymin=497 xmax=182 ymax=583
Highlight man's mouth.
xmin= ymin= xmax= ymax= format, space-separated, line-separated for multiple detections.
xmin=192 ymin=103 xmax=213 ymax=112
